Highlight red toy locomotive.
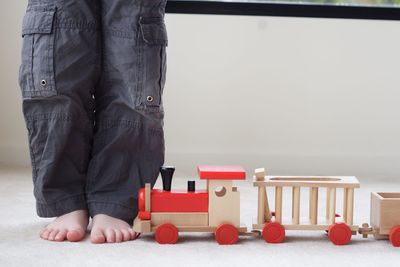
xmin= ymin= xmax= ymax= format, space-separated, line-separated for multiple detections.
xmin=134 ymin=165 xmax=246 ymax=244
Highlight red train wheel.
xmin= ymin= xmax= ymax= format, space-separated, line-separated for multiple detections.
xmin=215 ymin=224 xmax=238 ymax=245
xmin=328 ymin=223 xmax=352 ymax=245
xmin=155 ymin=223 xmax=178 ymax=244
xmin=389 ymin=226 xmax=400 ymax=247
xmin=262 ymin=222 xmax=285 ymax=243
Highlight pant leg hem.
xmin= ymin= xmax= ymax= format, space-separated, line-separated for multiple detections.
xmin=36 ymin=194 xmax=88 ymax=218
xmin=87 ymin=201 xmax=136 ymax=224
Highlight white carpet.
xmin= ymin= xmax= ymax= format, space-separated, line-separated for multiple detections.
xmin=0 ymin=165 xmax=399 ymax=267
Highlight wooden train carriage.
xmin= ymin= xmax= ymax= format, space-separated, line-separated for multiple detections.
xmin=252 ymin=168 xmax=360 ymax=245
xmin=367 ymin=192 xmax=400 ymax=246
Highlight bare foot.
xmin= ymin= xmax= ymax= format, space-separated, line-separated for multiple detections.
xmin=39 ymin=210 xmax=89 ymax=242
xmin=90 ymin=214 xmax=136 ymax=244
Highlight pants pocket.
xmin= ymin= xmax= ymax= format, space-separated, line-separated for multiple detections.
xmin=18 ymin=6 xmax=57 ymax=98
xmin=137 ymin=16 xmax=168 ymax=110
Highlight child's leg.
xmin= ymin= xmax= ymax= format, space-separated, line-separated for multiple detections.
xmin=86 ymin=0 xmax=167 ymax=243
xmin=18 ymin=0 xmax=101 ymax=241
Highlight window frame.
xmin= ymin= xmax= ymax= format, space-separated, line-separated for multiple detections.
xmin=166 ymin=0 xmax=400 ymax=20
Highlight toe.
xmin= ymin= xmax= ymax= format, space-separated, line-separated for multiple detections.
xmin=115 ymin=230 xmax=123 ymax=243
xmin=121 ymin=229 xmax=131 ymax=241
xmin=48 ymin=229 xmax=59 ymax=241
xmin=90 ymin=228 xmax=106 ymax=244
xmin=128 ymin=228 xmax=139 ymax=240
xmin=55 ymin=230 xmax=67 ymax=242
xmin=105 ymin=228 xmax=116 ymax=243
xmin=40 ymin=229 xmax=50 ymax=240
xmin=67 ymin=229 xmax=85 ymax=242
xmin=39 ymin=228 xmax=46 ymax=236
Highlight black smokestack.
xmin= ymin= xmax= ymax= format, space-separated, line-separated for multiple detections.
xmin=188 ymin=181 xmax=195 ymax=192
xmin=160 ymin=166 xmax=175 ymax=191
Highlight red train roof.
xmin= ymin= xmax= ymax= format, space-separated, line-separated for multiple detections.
xmin=197 ymin=165 xmax=246 ymax=180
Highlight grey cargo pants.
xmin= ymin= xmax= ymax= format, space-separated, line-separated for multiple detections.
xmin=18 ymin=0 xmax=167 ymax=224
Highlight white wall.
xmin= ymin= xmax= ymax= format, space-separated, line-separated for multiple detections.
xmin=0 ymin=1 xmax=29 ymax=167
xmin=1 ymin=1 xmax=399 ymax=179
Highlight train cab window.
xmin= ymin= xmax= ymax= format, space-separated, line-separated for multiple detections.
xmin=214 ymin=186 xmax=227 ymax=197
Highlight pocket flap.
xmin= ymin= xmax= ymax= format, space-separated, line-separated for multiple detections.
xmin=139 ymin=17 xmax=168 ymax=46
xmin=22 ymin=8 xmax=56 ymax=37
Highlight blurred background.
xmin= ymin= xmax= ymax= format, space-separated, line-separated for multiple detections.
xmin=1 ymin=0 xmax=399 ymax=180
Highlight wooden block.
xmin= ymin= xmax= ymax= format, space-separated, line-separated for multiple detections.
xmin=152 ymin=225 xmax=248 ymax=233
xmin=343 ymin=188 xmax=348 ymax=222
xmin=255 ymin=168 xmax=266 ymax=181
xmin=208 ymin=180 xmax=240 ymax=227
xmin=292 ymin=186 xmax=300 ymax=225
xmin=346 ymin=188 xmax=354 ymax=225
xmin=371 ymin=192 xmax=400 ymax=235
xmin=373 ymin=233 xmax=389 ymax=240
xmin=253 ymin=183 xmax=271 ymax=222
xmin=326 ymin=187 xmax=331 ymax=219
xmin=254 ymin=176 xmax=360 ymax=188
xmin=371 ymin=192 xmax=381 ymax=234
xmin=283 ymin=223 xmax=359 ymax=232
xmin=264 ymin=187 xmax=272 ymax=223
xmin=133 ymin=216 xmax=140 ymax=232
xmin=328 ymin=187 xmax=336 ymax=225
xmin=309 ymin=187 xmax=318 ymax=225
xmin=240 ymin=231 xmax=261 ymax=237
xmin=253 ymin=218 xmax=359 ymax=232
xmin=257 ymin=186 xmax=266 ymax=225
xmin=275 ymin=186 xmax=283 ymax=223
xmin=151 ymin=212 xmax=208 ymax=227
xmin=282 ymin=224 xmax=358 ymax=231
xmin=145 ymin=183 xmax=151 ymax=212
xmin=133 ymin=217 xmax=151 ymax=233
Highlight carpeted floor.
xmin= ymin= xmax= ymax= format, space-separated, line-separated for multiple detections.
xmin=0 ymin=165 xmax=399 ymax=267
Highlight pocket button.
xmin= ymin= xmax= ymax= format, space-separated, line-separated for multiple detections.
xmin=146 ymin=95 xmax=154 ymax=103
xmin=40 ymin=79 xmax=47 ymax=87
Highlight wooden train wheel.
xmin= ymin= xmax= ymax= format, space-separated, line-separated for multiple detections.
xmin=215 ymin=224 xmax=238 ymax=245
xmin=328 ymin=223 xmax=352 ymax=245
xmin=155 ymin=223 xmax=179 ymax=244
xmin=262 ymin=222 xmax=285 ymax=243
xmin=389 ymin=226 xmax=400 ymax=247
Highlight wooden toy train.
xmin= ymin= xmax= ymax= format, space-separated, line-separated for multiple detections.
xmin=133 ymin=165 xmax=400 ymax=246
